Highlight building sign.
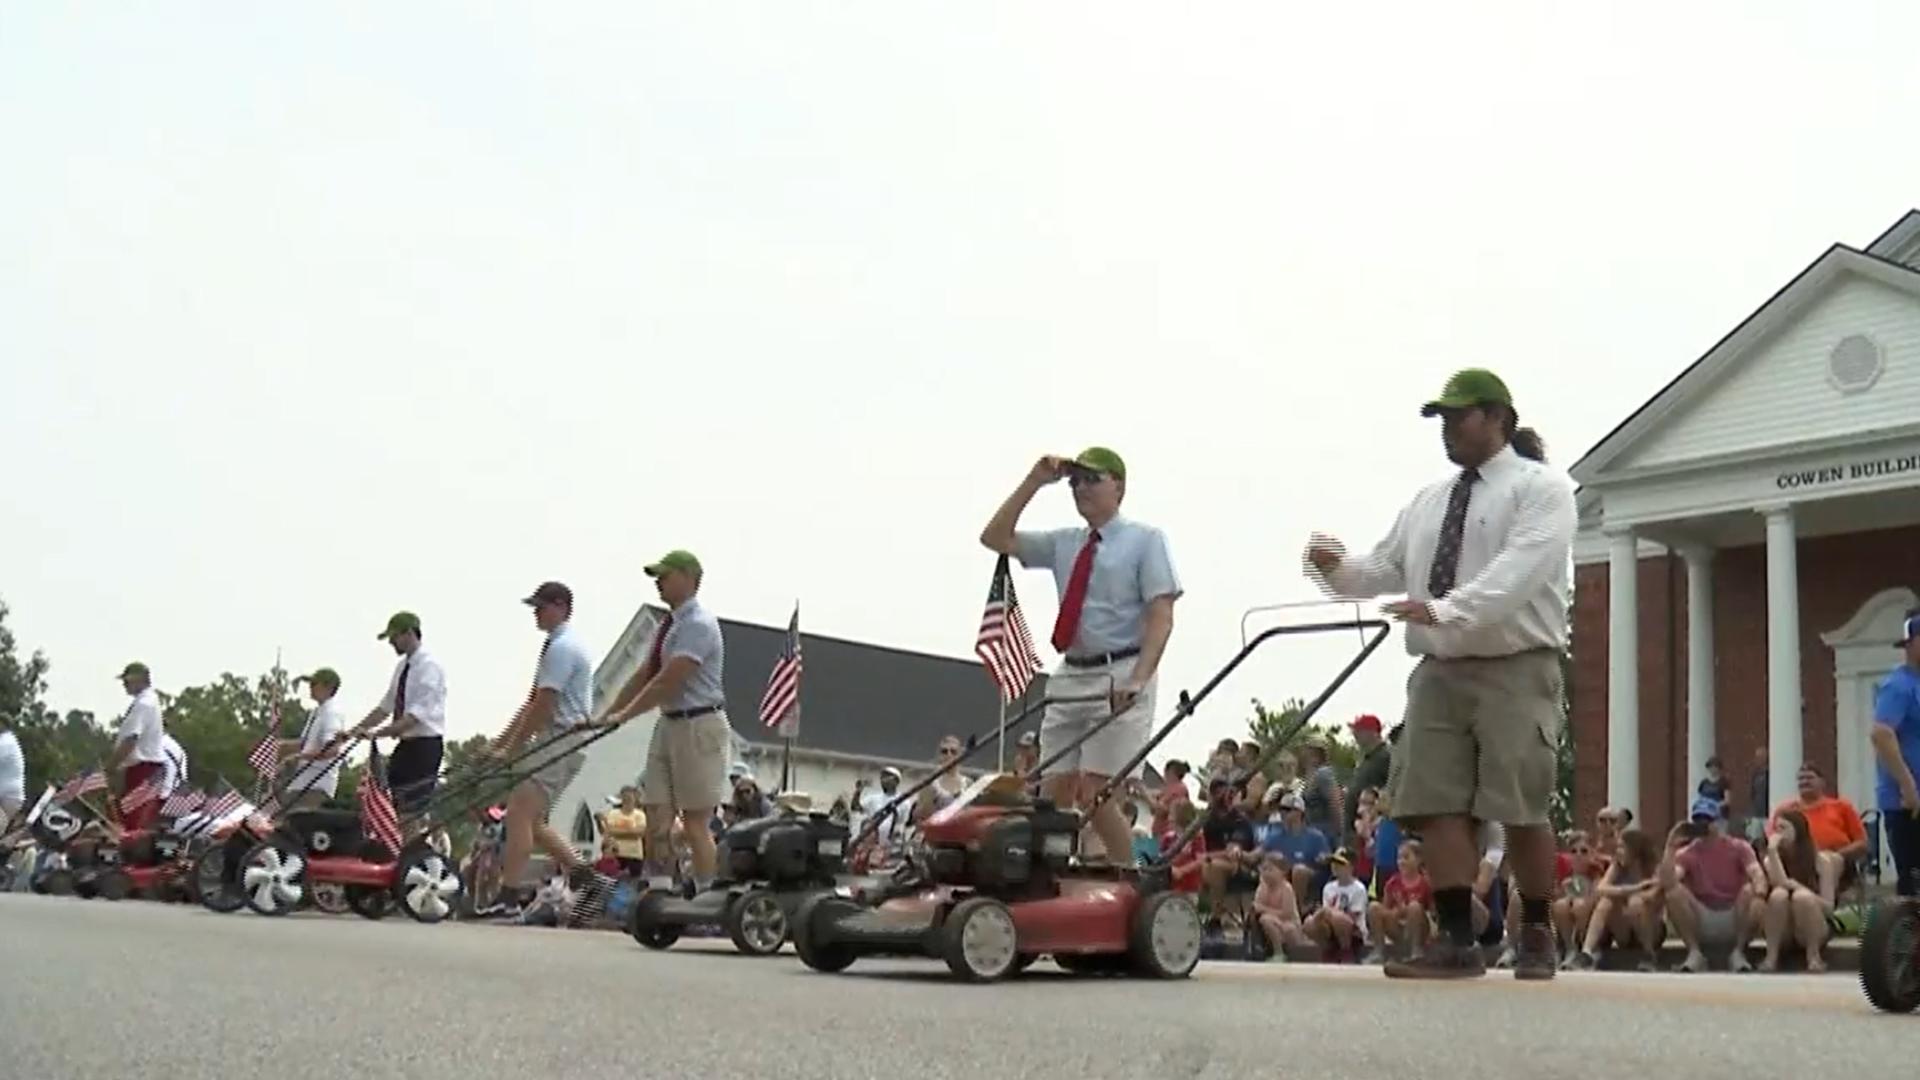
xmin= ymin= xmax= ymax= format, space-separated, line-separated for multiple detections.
xmin=1775 ymin=450 xmax=1920 ymax=490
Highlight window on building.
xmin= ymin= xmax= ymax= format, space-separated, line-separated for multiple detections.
xmin=571 ymin=802 xmax=596 ymax=845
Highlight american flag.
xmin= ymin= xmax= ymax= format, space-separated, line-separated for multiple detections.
xmin=57 ymin=768 xmax=108 ymax=802
xmin=758 ymin=605 xmax=803 ymax=736
xmin=160 ymin=789 xmax=205 ymax=819
xmin=359 ymin=747 xmax=405 ymax=857
xmin=245 ymin=678 xmax=287 ymax=779
xmin=121 ymin=775 xmax=161 ymax=814
xmin=975 ymin=554 xmax=1044 ymax=703
xmin=175 ymin=788 xmax=248 ymax=839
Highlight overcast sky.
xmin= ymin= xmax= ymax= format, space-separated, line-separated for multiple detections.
xmin=4 ymin=3 xmax=1918 ymax=774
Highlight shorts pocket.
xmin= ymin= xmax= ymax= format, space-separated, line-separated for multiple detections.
xmin=695 ymin=716 xmax=728 ymax=756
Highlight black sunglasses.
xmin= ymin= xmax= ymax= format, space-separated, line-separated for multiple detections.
xmin=1066 ymin=469 xmax=1109 ymax=488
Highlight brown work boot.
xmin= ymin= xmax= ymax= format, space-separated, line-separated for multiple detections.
xmin=1383 ymin=937 xmax=1487 ymax=980
xmin=1513 ymin=924 xmax=1557 ymax=982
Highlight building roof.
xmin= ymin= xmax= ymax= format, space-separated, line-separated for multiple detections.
xmin=1569 ymin=219 xmax=1920 ymax=487
xmin=629 ymin=604 xmax=1051 ymax=763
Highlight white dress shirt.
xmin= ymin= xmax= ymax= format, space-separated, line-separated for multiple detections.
xmin=379 ymin=647 xmax=448 ymax=738
xmin=1322 ymin=444 xmax=1576 ymax=659
xmin=160 ymin=734 xmax=189 ymax=796
xmin=289 ymin=698 xmax=348 ymax=797
xmin=117 ymin=688 xmax=168 ymax=764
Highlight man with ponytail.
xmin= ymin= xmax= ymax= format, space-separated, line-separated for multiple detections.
xmin=1303 ymin=368 xmax=1575 ymax=982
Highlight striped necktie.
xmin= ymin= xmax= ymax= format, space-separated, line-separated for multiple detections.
xmin=1426 ymin=468 xmax=1480 ymax=599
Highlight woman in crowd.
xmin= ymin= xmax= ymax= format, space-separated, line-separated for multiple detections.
xmin=1760 ymin=808 xmax=1830 ymax=972
xmin=1569 ymin=828 xmax=1663 ymax=971
xmin=1551 ymin=829 xmax=1601 ymax=962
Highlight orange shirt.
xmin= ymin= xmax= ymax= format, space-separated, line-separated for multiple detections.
xmin=1770 ymin=795 xmax=1865 ymax=852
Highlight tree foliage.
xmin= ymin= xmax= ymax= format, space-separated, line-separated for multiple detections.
xmin=2 ymin=600 xmax=113 ymax=795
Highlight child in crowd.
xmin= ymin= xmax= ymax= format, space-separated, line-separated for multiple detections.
xmin=1698 ymin=756 xmax=1729 ymax=805
xmin=1251 ymin=853 xmax=1311 ymax=959
xmin=1551 ymin=829 xmax=1601 ymax=962
xmin=1368 ymin=838 xmax=1431 ymax=962
xmin=1165 ymin=800 xmax=1205 ymax=894
xmin=1308 ymin=848 xmax=1370 ymax=962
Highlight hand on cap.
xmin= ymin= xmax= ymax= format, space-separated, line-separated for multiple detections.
xmin=1028 ymin=455 xmax=1069 ymax=486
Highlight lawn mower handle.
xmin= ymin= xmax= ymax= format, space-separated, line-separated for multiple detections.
xmin=1143 ymin=618 xmax=1393 ymax=872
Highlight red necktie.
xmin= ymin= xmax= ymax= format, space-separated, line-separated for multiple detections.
xmin=647 ymin=613 xmax=675 ymax=671
xmin=1050 ymin=530 xmax=1101 ymax=653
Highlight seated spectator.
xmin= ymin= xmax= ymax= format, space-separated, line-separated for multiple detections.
xmin=1571 ymin=827 xmax=1663 ymax=971
xmin=1126 ymin=802 xmax=1160 ymax=865
xmin=1198 ymin=779 xmax=1259 ymax=929
xmin=1368 ymin=838 xmax=1431 ymax=962
xmin=1307 ymin=848 xmax=1370 ymax=962
xmin=1351 ymin=787 xmax=1381 ymax=884
xmin=1664 ymin=797 xmax=1766 ymax=973
xmin=1164 ymin=800 xmax=1205 ymax=894
xmin=1370 ymin=789 xmax=1404 ymax=896
xmin=1206 ymin=739 xmax=1240 ymax=783
xmin=1250 ymin=853 xmax=1311 ymax=959
xmin=1471 ymin=822 xmax=1507 ymax=950
xmin=592 ymin=835 xmax=623 ymax=878
xmin=1760 ymin=808 xmax=1830 ymax=972
xmin=1268 ymin=749 xmax=1304 ymax=803
xmin=1259 ymin=792 xmax=1331 ymax=915
xmin=1551 ymin=830 xmax=1601 ymax=962
xmin=1767 ymin=762 xmax=1867 ymax=908
xmin=1591 ymin=805 xmax=1628 ymax=871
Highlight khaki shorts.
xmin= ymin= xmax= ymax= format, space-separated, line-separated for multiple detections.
xmin=1039 ymin=657 xmax=1155 ymax=780
xmin=521 ymin=728 xmax=587 ymax=807
xmin=640 ymin=710 xmax=730 ymax=813
xmin=1387 ymin=649 xmax=1562 ymax=826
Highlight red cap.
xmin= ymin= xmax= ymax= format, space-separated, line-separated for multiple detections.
xmin=1350 ymin=714 xmax=1383 ymax=734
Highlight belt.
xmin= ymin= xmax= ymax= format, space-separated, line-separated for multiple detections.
xmin=1062 ymin=647 xmax=1141 ymax=669
xmin=663 ymin=705 xmax=723 ymax=721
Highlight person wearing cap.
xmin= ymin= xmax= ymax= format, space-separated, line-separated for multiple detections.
xmin=1306 ymin=847 xmax=1371 ymax=962
xmin=1661 ymin=796 xmax=1765 ymax=972
xmin=357 ymin=611 xmax=448 ymax=815
xmin=482 ymin=581 xmax=600 ymax=914
xmin=1260 ymin=790 xmax=1331 ymax=913
xmin=104 ymin=662 xmax=168 ymax=831
xmin=980 ymin=446 xmax=1181 ymax=868
xmin=599 ymin=550 xmax=730 ymax=888
xmin=279 ymin=668 xmax=348 ymax=811
xmin=1304 ymin=367 xmax=1574 ymax=981
xmin=1345 ymin=714 xmax=1391 ymax=842
xmin=1870 ymin=607 xmax=1920 ymax=896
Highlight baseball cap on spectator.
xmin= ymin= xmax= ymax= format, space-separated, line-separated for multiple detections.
xmin=1277 ymin=792 xmax=1306 ymax=813
xmin=1900 ymin=609 xmax=1920 ymax=646
xmin=1350 ymin=714 xmax=1383 ymax=736
xmin=1016 ymin=731 xmax=1039 ymax=748
xmin=1689 ymin=795 xmax=1725 ymax=823
xmin=880 ymin=766 xmax=902 ymax=780
xmin=1330 ymin=847 xmax=1353 ymax=867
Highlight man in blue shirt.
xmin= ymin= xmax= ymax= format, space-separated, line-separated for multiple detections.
xmin=981 ymin=447 xmax=1182 ymax=867
xmin=485 ymin=581 xmax=598 ymax=915
xmin=1261 ymin=791 xmax=1331 ymax=912
xmin=1871 ymin=608 xmax=1920 ymax=897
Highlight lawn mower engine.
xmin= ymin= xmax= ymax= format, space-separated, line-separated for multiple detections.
xmin=919 ymin=802 xmax=1080 ymax=900
xmin=628 ymin=807 xmax=854 ymax=957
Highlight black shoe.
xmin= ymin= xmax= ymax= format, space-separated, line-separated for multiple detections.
xmin=1384 ymin=938 xmax=1487 ymax=980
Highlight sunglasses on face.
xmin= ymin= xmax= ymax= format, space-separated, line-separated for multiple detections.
xmin=1067 ymin=470 xmax=1109 ymax=488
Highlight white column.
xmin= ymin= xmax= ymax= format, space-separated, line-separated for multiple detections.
xmin=1607 ymin=527 xmax=1640 ymax=817
xmin=1763 ymin=505 xmax=1803 ymax=810
xmin=1681 ymin=545 xmax=1716 ymax=800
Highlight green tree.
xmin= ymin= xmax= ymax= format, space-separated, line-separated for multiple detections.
xmin=1246 ymin=696 xmax=1358 ymax=781
xmin=161 ymin=669 xmax=311 ymax=795
xmin=0 ymin=598 xmax=113 ymax=795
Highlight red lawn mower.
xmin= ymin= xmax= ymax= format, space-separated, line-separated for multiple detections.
xmin=791 ymin=611 xmax=1391 ymax=982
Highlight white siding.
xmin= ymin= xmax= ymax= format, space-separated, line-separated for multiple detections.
xmin=1619 ymin=274 xmax=1920 ymax=470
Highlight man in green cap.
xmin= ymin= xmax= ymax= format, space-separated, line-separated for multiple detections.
xmin=356 ymin=611 xmax=448 ymax=814
xmin=279 ymin=668 xmax=348 ymax=811
xmin=981 ymin=447 xmax=1182 ymax=868
xmin=600 ymin=550 xmax=730 ymax=887
xmin=105 ymin=662 xmax=168 ymax=830
xmin=1304 ymin=368 xmax=1573 ymax=982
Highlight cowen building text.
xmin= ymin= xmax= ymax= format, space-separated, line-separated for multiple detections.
xmin=1776 ymin=451 xmax=1920 ymax=490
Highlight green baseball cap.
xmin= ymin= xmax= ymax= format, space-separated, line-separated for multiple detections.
xmin=377 ymin=611 xmax=422 ymax=640
xmin=118 ymin=661 xmax=150 ymax=680
xmin=644 ymin=550 xmax=703 ymax=578
xmin=1420 ymin=368 xmax=1513 ymax=417
xmin=1070 ymin=446 xmax=1126 ymax=481
xmin=305 ymin=667 xmax=341 ymax=690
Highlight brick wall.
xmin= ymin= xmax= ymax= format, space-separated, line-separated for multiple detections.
xmin=1570 ymin=522 xmax=1920 ymax=834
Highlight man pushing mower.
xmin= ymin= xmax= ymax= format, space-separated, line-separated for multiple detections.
xmin=980 ymin=446 xmax=1181 ymax=867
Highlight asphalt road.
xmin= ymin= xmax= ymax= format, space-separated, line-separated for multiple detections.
xmin=0 ymin=894 xmax=1900 ymax=1080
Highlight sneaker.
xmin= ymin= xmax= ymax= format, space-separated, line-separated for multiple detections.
xmin=1567 ymin=950 xmax=1597 ymax=971
xmin=1678 ymin=949 xmax=1709 ymax=973
xmin=1513 ymin=926 xmax=1556 ymax=982
xmin=1726 ymin=950 xmax=1753 ymax=974
xmin=1636 ymin=949 xmax=1657 ymax=973
xmin=1384 ymin=938 xmax=1487 ymax=980
xmin=1492 ymin=946 xmax=1516 ymax=970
